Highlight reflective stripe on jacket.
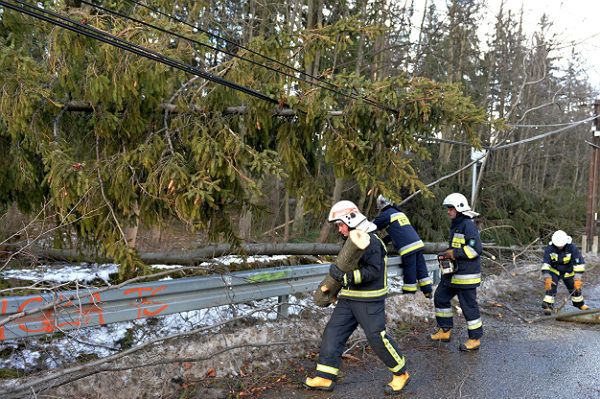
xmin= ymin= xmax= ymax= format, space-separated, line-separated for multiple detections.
xmin=339 ymin=233 xmax=389 ymax=301
xmin=442 ymin=215 xmax=482 ymax=289
xmin=372 ymin=205 xmax=424 ymax=256
xmin=541 ymin=243 xmax=585 ymax=280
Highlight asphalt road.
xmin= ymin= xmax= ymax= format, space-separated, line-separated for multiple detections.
xmin=256 ymin=280 xmax=600 ymax=399
xmin=258 ymin=316 xmax=600 ymax=399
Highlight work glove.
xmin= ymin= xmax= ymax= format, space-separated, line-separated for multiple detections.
xmin=574 ymin=280 xmax=583 ymax=291
xmin=544 ymin=276 xmax=553 ymax=291
xmin=329 ymin=264 xmax=353 ymax=287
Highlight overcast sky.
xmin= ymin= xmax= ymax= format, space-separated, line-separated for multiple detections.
xmin=427 ymin=0 xmax=600 ymax=91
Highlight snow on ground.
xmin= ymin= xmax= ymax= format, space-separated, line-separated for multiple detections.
xmin=1 ymin=255 xmax=292 ymax=284
xmin=1 ymin=263 xmax=120 ymax=284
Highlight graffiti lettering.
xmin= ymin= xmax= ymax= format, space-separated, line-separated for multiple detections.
xmin=12 ymin=293 xmax=106 ymax=336
xmin=17 ymin=297 xmax=51 ymax=334
xmin=123 ymin=286 xmax=169 ymax=319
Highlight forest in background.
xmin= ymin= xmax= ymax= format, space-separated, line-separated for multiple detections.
xmin=0 ymin=0 xmax=597 ymax=278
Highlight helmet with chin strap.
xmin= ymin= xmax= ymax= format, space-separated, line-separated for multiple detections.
xmin=328 ymin=200 xmax=367 ymax=229
xmin=442 ymin=192 xmax=472 ymax=213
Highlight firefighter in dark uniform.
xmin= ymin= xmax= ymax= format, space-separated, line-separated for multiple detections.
xmin=372 ymin=195 xmax=433 ymax=297
xmin=541 ymin=229 xmax=589 ymax=315
xmin=304 ymin=200 xmax=410 ymax=395
xmin=431 ymin=193 xmax=483 ymax=351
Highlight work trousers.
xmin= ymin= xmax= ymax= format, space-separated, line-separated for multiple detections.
xmin=542 ymin=272 xmax=586 ymax=309
xmin=315 ymin=299 xmax=406 ymax=381
xmin=401 ymin=250 xmax=433 ymax=295
xmin=434 ymin=283 xmax=483 ymax=339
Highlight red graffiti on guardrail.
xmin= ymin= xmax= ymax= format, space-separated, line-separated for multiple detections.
xmin=10 ymin=293 xmax=106 ymax=336
xmin=123 ymin=285 xmax=168 ymax=319
xmin=0 ymin=285 xmax=170 ymax=340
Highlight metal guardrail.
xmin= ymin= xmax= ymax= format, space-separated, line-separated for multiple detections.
xmin=0 ymin=255 xmax=439 ymax=341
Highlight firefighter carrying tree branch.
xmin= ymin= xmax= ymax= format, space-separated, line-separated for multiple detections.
xmin=304 ymin=200 xmax=410 ymax=395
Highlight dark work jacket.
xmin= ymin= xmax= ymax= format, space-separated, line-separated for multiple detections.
xmin=338 ymin=232 xmax=388 ymax=302
xmin=541 ymin=243 xmax=585 ymax=278
xmin=372 ymin=205 xmax=424 ymax=256
xmin=441 ymin=214 xmax=482 ymax=289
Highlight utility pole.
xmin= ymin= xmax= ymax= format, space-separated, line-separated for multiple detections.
xmin=470 ymin=147 xmax=486 ymax=208
xmin=585 ymin=100 xmax=600 ymax=252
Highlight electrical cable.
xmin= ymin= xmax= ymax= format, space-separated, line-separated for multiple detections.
xmin=508 ymin=119 xmax=592 ymax=128
xmin=79 ymin=0 xmax=396 ymax=113
xmin=0 ymin=0 xmax=281 ymax=106
xmin=120 ymin=0 xmax=398 ymax=113
xmin=495 ymin=115 xmax=597 ymax=150
xmin=4 ymin=0 xmax=594 ymax=151
xmin=123 ymin=0 xmax=341 ymax=91
xmin=417 ymin=115 xmax=596 ymax=150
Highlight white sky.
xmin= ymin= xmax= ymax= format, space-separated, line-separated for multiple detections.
xmin=426 ymin=0 xmax=600 ymax=90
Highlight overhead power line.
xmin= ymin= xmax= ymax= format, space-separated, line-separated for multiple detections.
xmin=417 ymin=115 xmax=596 ymax=150
xmin=0 ymin=0 xmax=283 ymax=106
xmin=123 ymin=1 xmax=356 ymax=95
xmin=80 ymin=0 xmax=396 ymax=113
xmin=508 ymin=121 xmax=591 ymax=128
xmin=495 ymin=115 xmax=597 ymax=150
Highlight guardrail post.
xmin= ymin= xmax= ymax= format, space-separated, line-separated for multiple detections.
xmin=431 ymin=269 xmax=441 ymax=285
xmin=277 ymin=295 xmax=289 ymax=319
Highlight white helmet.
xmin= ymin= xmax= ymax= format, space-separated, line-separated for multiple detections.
xmin=443 ymin=192 xmax=479 ymax=218
xmin=328 ymin=200 xmax=367 ymax=229
xmin=551 ymin=230 xmax=571 ymax=247
xmin=376 ymin=194 xmax=393 ymax=210
xmin=443 ymin=193 xmax=471 ymax=212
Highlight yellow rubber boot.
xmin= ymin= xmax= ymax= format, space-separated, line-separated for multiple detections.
xmin=430 ymin=328 xmax=451 ymax=342
xmin=459 ymin=338 xmax=480 ymax=352
xmin=580 ymin=304 xmax=590 ymax=311
xmin=303 ymin=376 xmax=334 ymax=391
xmin=384 ymin=372 xmax=410 ymax=395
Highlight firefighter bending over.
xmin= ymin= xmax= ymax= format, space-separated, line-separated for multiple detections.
xmin=304 ymin=200 xmax=410 ymax=395
xmin=372 ymin=195 xmax=433 ymax=298
xmin=541 ymin=230 xmax=589 ymax=315
xmin=431 ymin=193 xmax=483 ymax=352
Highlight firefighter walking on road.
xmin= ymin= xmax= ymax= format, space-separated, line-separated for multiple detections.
xmin=431 ymin=193 xmax=483 ymax=351
xmin=541 ymin=230 xmax=589 ymax=315
xmin=372 ymin=195 xmax=433 ymax=298
xmin=304 ymin=200 xmax=410 ymax=395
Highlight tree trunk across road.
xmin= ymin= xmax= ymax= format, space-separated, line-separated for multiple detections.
xmin=3 ymin=242 xmax=452 ymax=265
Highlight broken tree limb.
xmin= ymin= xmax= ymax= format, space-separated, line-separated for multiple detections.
xmin=313 ymin=230 xmax=370 ymax=307
xmin=527 ymin=308 xmax=600 ymax=324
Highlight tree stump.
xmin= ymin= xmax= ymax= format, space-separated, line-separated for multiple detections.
xmin=313 ymin=229 xmax=371 ymax=307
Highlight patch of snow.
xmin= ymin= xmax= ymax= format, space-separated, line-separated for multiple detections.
xmin=198 ymin=254 xmax=290 ymax=267
xmin=1 ymin=263 xmax=119 ymax=284
xmin=151 ymin=264 xmax=185 ymax=270
xmin=1 ymin=255 xmax=292 ymax=284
